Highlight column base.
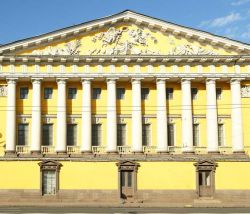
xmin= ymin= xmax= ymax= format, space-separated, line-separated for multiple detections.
xmin=182 ymin=151 xmax=195 ymax=154
xmin=132 ymin=151 xmax=144 ymax=154
xmin=30 ymin=151 xmax=41 ymax=155
xmin=107 ymin=151 xmax=118 ymax=154
xmin=208 ymin=151 xmax=220 ymax=154
xmin=157 ymin=151 xmax=169 ymax=154
xmin=5 ymin=151 xmax=16 ymax=156
xmin=81 ymin=151 xmax=93 ymax=154
xmin=56 ymin=151 xmax=67 ymax=155
xmin=233 ymin=151 xmax=245 ymax=154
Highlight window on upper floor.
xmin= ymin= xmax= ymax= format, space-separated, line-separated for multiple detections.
xmin=218 ymin=123 xmax=224 ymax=146
xmin=117 ymin=124 xmax=126 ymax=146
xmin=142 ymin=124 xmax=151 ymax=146
xmin=216 ymin=88 xmax=222 ymax=100
xmin=92 ymin=88 xmax=101 ymax=99
xmin=141 ymin=88 xmax=149 ymax=100
xmin=166 ymin=88 xmax=174 ymax=100
xmin=44 ymin=88 xmax=53 ymax=99
xmin=191 ymin=88 xmax=198 ymax=100
xmin=67 ymin=124 xmax=77 ymax=146
xmin=168 ymin=123 xmax=175 ymax=146
xmin=193 ymin=123 xmax=199 ymax=146
xmin=68 ymin=88 xmax=77 ymax=99
xmin=17 ymin=123 xmax=29 ymax=146
xmin=20 ymin=87 xmax=28 ymax=99
xmin=42 ymin=124 xmax=53 ymax=146
xmin=117 ymin=88 xmax=125 ymax=100
xmin=92 ymin=124 xmax=102 ymax=146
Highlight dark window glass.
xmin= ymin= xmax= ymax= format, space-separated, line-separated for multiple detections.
xmin=42 ymin=124 xmax=53 ymax=146
xmin=67 ymin=124 xmax=77 ymax=146
xmin=92 ymin=124 xmax=101 ymax=146
xmin=168 ymin=124 xmax=175 ymax=146
xmin=141 ymin=88 xmax=149 ymax=100
xmin=216 ymin=88 xmax=222 ymax=100
xmin=117 ymin=88 xmax=125 ymax=100
xmin=127 ymin=171 xmax=132 ymax=187
xmin=20 ymin=87 xmax=28 ymax=99
xmin=18 ymin=124 xmax=29 ymax=145
xmin=68 ymin=88 xmax=77 ymax=99
xmin=191 ymin=88 xmax=198 ymax=100
xmin=92 ymin=88 xmax=101 ymax=99
xmin=142 ymin=124 xmax=151 ymax=146
xmin=117 ymin=124 xmax=126 ymax=146
xmin=44 ymin=88 xmax=53 ymax=99
xmin=121 ymin=171 xmax=125 ymax=187
xmin=166 ymin=88 xmax=173 ymax=100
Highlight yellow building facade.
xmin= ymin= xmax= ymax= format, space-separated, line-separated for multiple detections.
xmin=0 ymin=10 xmax=250 ymax=206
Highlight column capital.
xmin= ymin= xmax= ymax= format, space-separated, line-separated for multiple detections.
xmin=81 ymin=78 xmax=94 ymax=83
xmin=181 ymin=78 xmax=194 ymax=83
xmin=230 ymin=78 xmax=245 ymax=84
xmin=156 ymin=78 xmax=169 ymax=83
xmin=56 ymin=78 xmax=67 ymax=84
xmin=31 ymin=78 xmax=43 ymax=84
xmin=6 ymin=78 xmax=18 ymax=84
xmin=131 ymin=78 xmax=143 ymax=84
xmin=106 ymin=77 xmax=118 ymax=83
xmin=206 ymin=78 xmax=219 ymax=83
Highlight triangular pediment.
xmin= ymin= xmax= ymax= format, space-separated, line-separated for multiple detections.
xmin=0 ymin=10 xmax=250 ymax=56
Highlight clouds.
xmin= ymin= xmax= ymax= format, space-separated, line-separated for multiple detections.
xmin=199 ymin=12 xmax=242 ymax=28
xmin=231 ymin=0 xmax=250 ymax=6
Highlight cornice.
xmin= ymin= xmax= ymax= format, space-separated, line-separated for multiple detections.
xmin=1 ymin=72 xmax=250 ymax=80
xmin=0 ymin=55 xmax=250 ymax=64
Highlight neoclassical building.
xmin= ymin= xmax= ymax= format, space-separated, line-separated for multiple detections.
xmin=0 ymin=10 xmax=250 ymax=206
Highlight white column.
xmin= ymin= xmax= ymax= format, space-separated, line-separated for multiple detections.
xmin=106 ymin=78 xmax=117 ymax=153
xmin=31 ymin=78 xmax=42 ymax=154
xmin=56 ymin=78 xmax=67 ymax=154
xmin=132 ymin=78 xmax=143 ymax=153
xmin=181 ymin=78 xmax=194 ymax=153
xmin=206 ymin=78 xmax=219 ymax=153
xmin=81 ymin=78 xmax=92 ymax=153
xmin=231 ymin=78 xmax=244 ymax=153
xmin=5 ymin=78 xmax=17 ymax=154
xmin=156 ymin=79 xmax=168 ymax=153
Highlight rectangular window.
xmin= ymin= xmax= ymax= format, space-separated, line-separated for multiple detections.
xmin=168 ymin=124 xmax=175 ymax=146
xmin=68 ymin=88 xmax=77 ymax=99
xmin=20 ymin=87 xmax=28 ymax=99
xmin=92 ymin=88 xmax=101 ymax=99
xmin=218 ymin=124 xmax=224 ymax=146
xmin=67 ymin=124 xmax=77 ymax=146
xmin=142 ymin=124 xmax=151 ymax=146
xmin=117 ymin=124 xmax=126 ymax=146
xmin=166 ymin=88 xmax=174 ymax=100
xmin=17 ymin=124 xmax=29 ymax=145
xmin=191 ymin=88 xmax=198 ymax=100
xmin=216 ymin=88 xmax=222 ymax=100
xmin=44 ymin=88 xmax=53 ymax=99
xmin=42 ymin=170 xmax=56 ymax=195
xmin=117 ymin=88 xmax=125 ymax=100
xmin=92 ymin=124 xmax=102 ymax=146
xmin=193 ymin=124 xmax=199 ymax=146
xmin=42 ymin=124 xmax=53 ymax=146
xmin=141 ymin=88 xmax=149 ymax=100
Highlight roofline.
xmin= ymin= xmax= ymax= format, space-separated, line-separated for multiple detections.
xmin=0 ymin=10 xmax=249 ymax=53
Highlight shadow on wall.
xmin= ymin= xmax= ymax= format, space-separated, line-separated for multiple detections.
xmin=0 ymin=133 xmax=6 ymax=155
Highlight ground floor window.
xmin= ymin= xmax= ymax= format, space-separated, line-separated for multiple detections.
xmin=38 ymin=160 xmax=62 ymax=196
xmin=116 ymin=161 xmax=140 ymax=200
xmin=194 ymin=160 xmax=217 ymax=198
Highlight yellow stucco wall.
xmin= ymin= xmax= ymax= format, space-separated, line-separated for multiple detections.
xmin=0 ymin=161 xmax=249 ymax=190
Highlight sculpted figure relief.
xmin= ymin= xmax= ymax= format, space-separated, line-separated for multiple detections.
xmin=89 ymin=26 xmax=159 ymax=55
xmin=169 ymin=44 xmax=216 ymax=55
xmin=32 ymin=40 xmax=81 ymax=55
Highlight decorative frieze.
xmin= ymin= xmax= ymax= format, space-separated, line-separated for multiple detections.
xmin=0 ymin=86 xmax=7 ymax=97
xmin=169 ymin=44 xmax=216 ymax=55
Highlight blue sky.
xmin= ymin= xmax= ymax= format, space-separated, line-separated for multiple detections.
xmin=0 ymin=0 xmax=250 ymax=45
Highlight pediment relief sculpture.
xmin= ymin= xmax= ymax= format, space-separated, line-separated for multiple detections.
xmin=168 ymin=44 xmax=216 ymax=55
xmin=32 ymin=40 xmax=81 ymax=55
xmin=89 ymin=27 xmax=160 ymax=55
